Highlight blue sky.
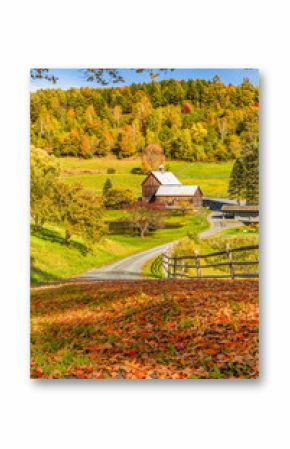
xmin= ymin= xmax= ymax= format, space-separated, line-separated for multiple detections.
xmin=30 ymin=68 xmax=259 ymax=91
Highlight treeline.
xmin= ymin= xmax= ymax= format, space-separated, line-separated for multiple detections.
xmin=30 ymin=76 xmax=259 ymax=162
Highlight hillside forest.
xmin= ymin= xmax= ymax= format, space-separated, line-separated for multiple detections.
xmin=31 ymin=76 xmax=259 ymax=163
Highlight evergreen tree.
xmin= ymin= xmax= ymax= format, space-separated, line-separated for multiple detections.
xmin=228 ymin=158 xmax=246 ymax=203
xmin=228 ymin=142 xmax=259 ymax=204
xmin=103 ymin=178 xmax=113 ymax=195
xmin=244 ymin=143 xmax=259 ymax=204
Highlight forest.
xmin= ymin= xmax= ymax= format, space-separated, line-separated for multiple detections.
xmin=30 ymin=76 xmax=259 ymax=162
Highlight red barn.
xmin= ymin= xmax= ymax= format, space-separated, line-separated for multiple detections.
xmin=141 ymin=165 xmax=203 ymax=209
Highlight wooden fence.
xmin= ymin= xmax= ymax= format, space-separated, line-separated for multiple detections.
xmin=162 ymin=244 xmax=259 ymax=279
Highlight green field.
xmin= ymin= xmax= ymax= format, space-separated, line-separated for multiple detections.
xmin=31 ymin=211 xmax=209 ymax=284
xmin=60 ymin=157 xmax=233 ymax=198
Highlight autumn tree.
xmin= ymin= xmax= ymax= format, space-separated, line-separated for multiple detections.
xmin=79 ymin=135 xmax=92 ymax=158
xmin=30 ymin=77 xmax=259 ymax=162
xmin=141 ymin=144 xmax=165 ymax=172
xmin=30 ymin=147 xmax=60 ymax=230
xmin=119 ymin=122 xmax=144 ymax=157
xmin=125 ymin=202 xmax=165 ymax=238
xmin=182 ymin=102 xmax=192 ymax=114
xmin=52 ymin=182 xmax=105 ymax=244
xmin=103 ymin=188 xmax=135 ymax=209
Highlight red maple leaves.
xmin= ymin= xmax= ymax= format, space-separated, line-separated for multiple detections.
xmin=31 ymin=279 xmax=259 ymax=379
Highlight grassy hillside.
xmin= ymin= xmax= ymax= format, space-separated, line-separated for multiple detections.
xmin=31 ymin=211 xmax=209 ymax=284
xmin=60 ymin=157 xmax=233 ymax=198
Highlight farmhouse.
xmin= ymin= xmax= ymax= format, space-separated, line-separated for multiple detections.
xmin=142 ymin=165 xmax=203 ymax=209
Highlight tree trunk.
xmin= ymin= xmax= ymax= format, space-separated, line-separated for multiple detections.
xmin=64 ymin=230 xmax=71 ymax=245
xmin=33 ymin=215 xmax=42 ymax=231
xmin=34 ymin=215 xmax=39 ymax=231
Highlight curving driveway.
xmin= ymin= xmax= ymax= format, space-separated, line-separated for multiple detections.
xmin=77 ymin=213 xmax=241 ymax=280
xmin=78 ymin=240 xmax=178 ymax=280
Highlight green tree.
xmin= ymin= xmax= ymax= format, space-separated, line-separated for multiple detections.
xmin=228 ymin=158 xmax=246 ymax=203
xmin=30 ymin=148 xmax=60 ymax=230
xmin=52 ymin=182 xmax=105 ymax=244
xmin=244 ymin=143 xmax=259 ymax=204
xmin=103 ymin=188 xmax=135 ymax=209
xmin=103 ymin=178 xmax=113 ymax=195
xmin=228 ymin=142 xmax=259 ymax=204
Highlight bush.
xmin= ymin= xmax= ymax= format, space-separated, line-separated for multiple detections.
xmin=83 ymin=152 xmax=93 ymax=159
xmin=107 ymin=168 xmax=116 ymax=174
xmin=131 ymin=167 xmax=143 ymax=174
xmin=103 ymin=188 xmax=135 ymax=209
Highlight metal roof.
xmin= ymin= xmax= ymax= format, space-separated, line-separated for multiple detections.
xmin=155 ymin=185 xmax=199 ymax=197
xmin=151 ymin=171 xmax=181 ymax=185
xmin=221 ymin=205 xmax=259 ymax=212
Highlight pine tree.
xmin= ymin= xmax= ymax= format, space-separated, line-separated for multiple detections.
xmin=103 ymin=178 xmax=113 ymax=195
xmin=228 ymin=158 xmax=246 ymax=203
xmin=244 ymin=144 xmax=259 ymax=204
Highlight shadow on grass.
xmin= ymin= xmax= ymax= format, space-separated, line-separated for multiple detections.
xmin=31 ymin=226 xmax=89 ymax=255
xmin=30 ymin=256 xmax=60 ymax=285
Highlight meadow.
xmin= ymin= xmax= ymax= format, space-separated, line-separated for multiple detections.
xmin=60 ymin=157 xmax=233 ymax=198
xmin=31 ymin=211 xmax=209 ymax=284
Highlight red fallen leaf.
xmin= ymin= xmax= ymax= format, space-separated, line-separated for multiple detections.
xmin=31 ymin=367 xmax=43 ymax=378
xmin=76 ymin=369 xmax=86 ymax=379
xmin=167 ymin=322 xmax=175 ymax=329
xmin=127 ymin=349 xmax=138 ymax=358
xmin=175 ymin=342 xmax=185 ymax=350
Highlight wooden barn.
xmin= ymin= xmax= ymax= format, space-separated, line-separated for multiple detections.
xmin=141 ymin=165 xmax=203 ymax=209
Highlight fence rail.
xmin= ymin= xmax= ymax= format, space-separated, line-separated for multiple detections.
xmin=162 ymin=244 xmax=259 ymax=279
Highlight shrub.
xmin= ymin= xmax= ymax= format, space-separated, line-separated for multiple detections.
xmin=131 ymin=167 xmax=143 ymax=174
xmin=107 ymin=168 xmax=116 ymax=174
xmin=103 ymin=188 xmax=135 ymax=209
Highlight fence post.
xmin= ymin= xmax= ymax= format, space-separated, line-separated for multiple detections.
xmin=162 ymin=253 xmax=167 ymax=278
xmin=226 ymin=242 xmax=235 ymax=279
xmin=173 ymin=257 xmax=177 ymax=279
xmin=194 ymin=249 xmax=201 ymax=277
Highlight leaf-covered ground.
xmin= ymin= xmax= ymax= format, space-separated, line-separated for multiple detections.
xmin=31 ymin=280 xmax=259 ymax=379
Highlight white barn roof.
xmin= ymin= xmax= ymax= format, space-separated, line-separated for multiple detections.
xmin=151 ymin=171 xmax=181 ymax=185
xmin=155 ymin=185 xmax=199 ymax=197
